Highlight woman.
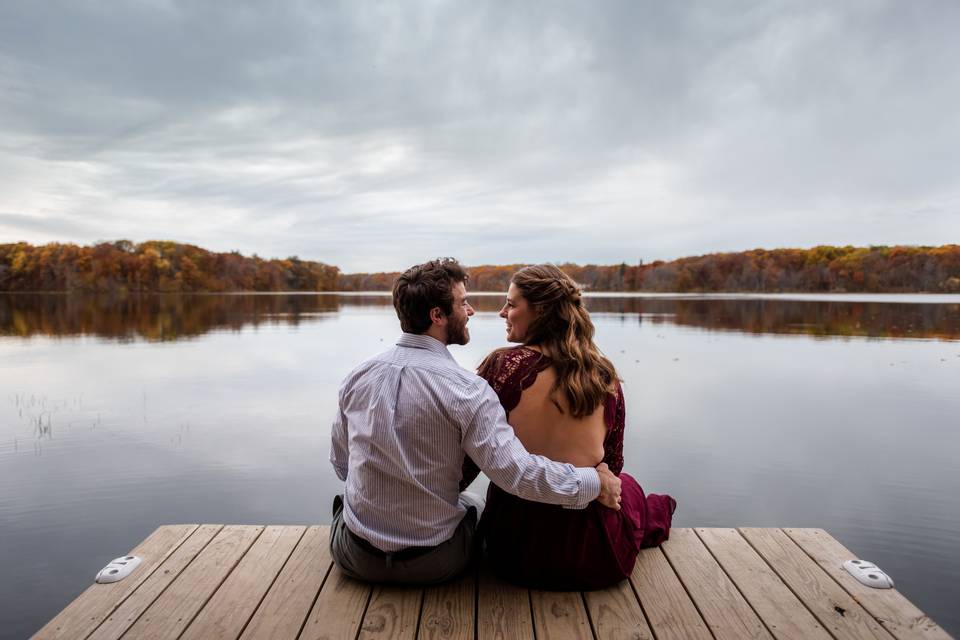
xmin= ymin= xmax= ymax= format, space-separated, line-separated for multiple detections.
xmin=465 ymin=264 xmax=676 ymax=590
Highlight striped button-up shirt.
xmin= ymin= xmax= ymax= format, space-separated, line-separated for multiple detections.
xmin=330 ymin=333 xmax=601 ymax=552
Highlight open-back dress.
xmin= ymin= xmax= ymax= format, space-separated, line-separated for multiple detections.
xmin=462 ymin=346 xmax=676 ymax=590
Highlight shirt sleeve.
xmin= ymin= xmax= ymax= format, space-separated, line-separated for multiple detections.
xmin=460 ymin=381 xmax=600 ymax=508
xmin=329 ymin=388 xmax=349 ymax=481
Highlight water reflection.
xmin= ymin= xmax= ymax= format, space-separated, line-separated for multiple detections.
xmin=622 ymin=297 xmax=960 ymax=341
xmin=0 ymin=293 xmax=346 ymax=341
xmin=2 ymin=293 xmax=958 ymax=341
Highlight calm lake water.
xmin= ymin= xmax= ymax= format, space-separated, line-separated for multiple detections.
xmin=2 ymin=292 xmax=959 ymax=638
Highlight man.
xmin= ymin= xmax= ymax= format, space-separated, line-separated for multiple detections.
xmin=330 ymin=258 xmax=621 ymax=584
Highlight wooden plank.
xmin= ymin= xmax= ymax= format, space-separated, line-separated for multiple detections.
xmin=583 ymin=578 xmax=654 ymax=640
xmin=476 ymin=567 xmax=533 ymax=640
xmin=180 ymin=525 xmax=306 ymax=640
xmin=530 ymin=590 xmax=592 ymax=640
xmin=298 ymin=564 xmax=372 ymax=640
xmin=358 ymin=586 xmax=422 ymax=640
xmin=784 ymin=528 xmax=952 ymax=640
xmin=85 ymin=524 xmax=223 ymax=640
xmin=31 ymin=524 xmax=199 ymax=640
xmin=419 ymin=570 xmax=476 ymax=640
xmin=697 ymin=528 xmax=832 ymax=640
xmin=662 ymin=528 xmax=772 ymax=639
xmin=240 ymin=526 xmax=334 ymax=640
xmin=741 ymin=528 xmax=895 ymax=640
xmin=115 ymin=525 xmax=264 ymax=640
xmin=630 ymin=546 xmax=712 ymax=640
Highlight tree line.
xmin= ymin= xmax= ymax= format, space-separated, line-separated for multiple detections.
xmin=2 ymin=241 xmax=958 ymax=293
xmin=339 ymin=245 xmax=960 ymax=293
xmin=0 ymin=240 xmax=339 ymax=292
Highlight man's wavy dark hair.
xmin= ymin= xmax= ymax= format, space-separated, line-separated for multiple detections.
xmin=392 ymin=258 xmax=468 ymax=334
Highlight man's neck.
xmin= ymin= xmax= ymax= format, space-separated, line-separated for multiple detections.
xmin=423 ymin=326 xmax=448 ymax=345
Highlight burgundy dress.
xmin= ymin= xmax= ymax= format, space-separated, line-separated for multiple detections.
xmin=464 ymin=347 xmax=676 ymax=591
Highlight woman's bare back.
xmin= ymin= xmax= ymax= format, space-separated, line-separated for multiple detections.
xmin=508 ymin=364 xmax=607 ymax=468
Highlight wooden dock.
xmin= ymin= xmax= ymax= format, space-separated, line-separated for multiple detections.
xmin=34 ymin=526 xmax=951 ymax=640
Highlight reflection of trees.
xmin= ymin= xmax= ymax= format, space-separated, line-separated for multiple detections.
xmin=0 ymin=294 xmax=381 ymax=341
xmin=1 ymin=294 xmax=958 ymax=342
xmin=576 ymin=298 xmax=960 ymax=341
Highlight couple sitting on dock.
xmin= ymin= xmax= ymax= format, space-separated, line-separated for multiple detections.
xmin=329 ymin=258 xmax=676 ymax=589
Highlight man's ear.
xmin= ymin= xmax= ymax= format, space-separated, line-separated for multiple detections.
xmin=429 ymin=306 xmax=446 ymax=326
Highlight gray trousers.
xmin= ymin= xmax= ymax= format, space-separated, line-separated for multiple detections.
xmin=330 ymin=494 xmax=480 ymax=585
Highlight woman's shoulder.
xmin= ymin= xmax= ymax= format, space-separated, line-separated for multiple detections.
xmin=479 ymin=346 xmax=547 ymax=375
xmin=477 ymin=346 xmax=551 ymax=401
xmin=478 ymin=347 xmax=549 ymax=412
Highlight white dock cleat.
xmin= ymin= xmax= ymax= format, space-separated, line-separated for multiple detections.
xmin=843 ymin=559 xmax=894 ymax=588
xmin=95 ymin=555 xmax=142 ymax=584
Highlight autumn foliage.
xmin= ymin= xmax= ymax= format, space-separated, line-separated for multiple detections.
xmin=1 ymin=241 xmax=958 ymax=293
xmin=613 ymin=245 xmax=960 ymax=293
xmin=0 ymin=240 xmax=339 ymax=292
xmin=341 ymin=246 xmax=960 ymax=293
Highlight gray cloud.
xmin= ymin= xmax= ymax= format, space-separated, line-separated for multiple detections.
xmin=0 ymin=0 xmax=957 ymax=270
xmin=0 ymin=212 xmax=94 ymax=237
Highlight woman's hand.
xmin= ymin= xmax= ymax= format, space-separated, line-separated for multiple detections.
xmin=595 ymin=462 xmax=622 ymax=510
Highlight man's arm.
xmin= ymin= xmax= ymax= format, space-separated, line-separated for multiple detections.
xmin=461 ymin=382 xmax=621 ymax=510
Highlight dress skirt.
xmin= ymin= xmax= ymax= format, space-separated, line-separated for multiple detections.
xmin=481 ymin=472 xmax=677 ymax=591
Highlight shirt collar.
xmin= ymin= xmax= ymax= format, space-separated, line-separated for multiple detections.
xmin=396 ymin=332 xmax=456 ymax=360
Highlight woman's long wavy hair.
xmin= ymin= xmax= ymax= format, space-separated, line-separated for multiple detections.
xmin=508 ymin=264 xmax=619 ymax=418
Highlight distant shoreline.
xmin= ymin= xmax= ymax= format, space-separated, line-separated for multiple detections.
xmin=4 ymin=290 xmax=959 ymax=304
xmin=2 ymin=240 xmax=959 ymax=295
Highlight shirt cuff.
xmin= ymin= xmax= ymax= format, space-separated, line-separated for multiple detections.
xmin=567 ymin=467 xmax=600 ymax=510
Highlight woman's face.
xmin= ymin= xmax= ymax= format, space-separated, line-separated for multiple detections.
xmin=500 ymin=283 xmax=536 ymax=343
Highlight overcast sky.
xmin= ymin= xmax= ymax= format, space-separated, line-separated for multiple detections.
xmin=1 ymin=1 xmax=957 ymax=271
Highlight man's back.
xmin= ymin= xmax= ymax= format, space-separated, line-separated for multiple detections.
xmin=331 ymin=333 xmax=485 ymax=552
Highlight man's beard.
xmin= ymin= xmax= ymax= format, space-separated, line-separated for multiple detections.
xmin=446 ymin=314 xmax=470 ymax=345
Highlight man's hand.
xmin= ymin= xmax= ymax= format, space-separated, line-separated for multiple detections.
xmin=595 ymin=462 xmax=622 ymax=510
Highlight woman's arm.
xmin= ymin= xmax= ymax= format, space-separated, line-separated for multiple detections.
xmin=601 ymin=381 xmax=626 ymax=475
